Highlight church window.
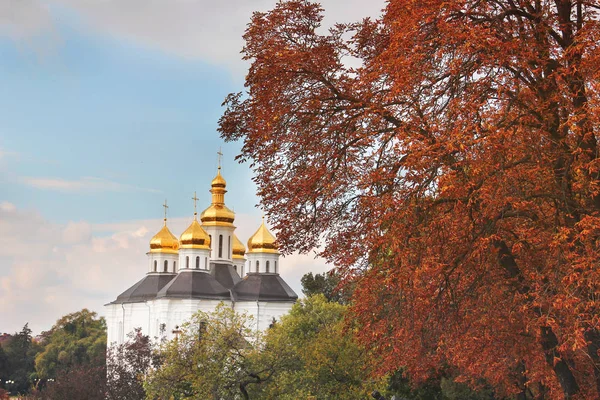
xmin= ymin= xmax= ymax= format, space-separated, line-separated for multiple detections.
xmin=186 ymin=256 xmax=189 ymax=268
xmin=234 ymin=265 xmax=237 ymax=272
xmin=205 ymin=257 xmax=208 ymax=269
xmin=266 ymin=261 xmax=270 ymax=273
xmin=256 ymin=260 xmax=259 ymax=273
xmin=173 ymin=261 xmax=176 ymax=273
xmin=228 ymin=236 xmax=231 ymax=258
xmin=209 ymin=235 xmax=212 ymax=257
xmin=164 ymin=260 xmax=168 ymax=272
xmin=154 ymin=260 xmax=157 ymax=272
xmin=218 ymin=235 xmax=223 ymax=258
xmin=274 ymin=261 xmax=277 ymax=273
xmin=196 ymin=256 xmax=200 ymax=269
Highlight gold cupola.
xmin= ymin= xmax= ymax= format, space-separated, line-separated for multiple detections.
xmin=247 ymin=218 xmax=279 ymax=254
xmin=180 ymin=215 xmax=211 ymax=250
xmin=232 ymin=234 xmax=246 ymax=259
xmin=200 ymin=166 xmax=235 ymax=227
xmin=150 ymin=222 xmax=179 ymax=254
xmin=150 ymin=200 xmax=179 ymax=254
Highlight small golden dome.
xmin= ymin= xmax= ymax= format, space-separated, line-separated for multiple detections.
xmin=211 ymin=169 xmax=226 ymax=187
xmin=247 ymin=219 xmax=279 ymax=254
xmin=150 ymin=220 xmax=179 ymax=254
xmin=180 ymin=215 xmax=211 ymax=249
xmin=200 ymin=167 xmax=235 ymax=227
xmin=232 ymin=234 xmax=246 ymax=259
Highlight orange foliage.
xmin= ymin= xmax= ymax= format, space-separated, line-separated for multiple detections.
xmin=220 ymin=1 xmax=600 ymax=398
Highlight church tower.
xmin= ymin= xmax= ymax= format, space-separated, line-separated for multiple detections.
xmin=147 ymin=201 xmax=179 ymax=274
xmin=246 ymin=217 xmax=280 ymax=275
xmin=179 ymin=192 xmax=211 ymax=271
xmin=200 ymin=165 xmax=236 ymax=263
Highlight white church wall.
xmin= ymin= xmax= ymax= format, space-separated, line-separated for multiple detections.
xmin=234 ymin=301 xmax=294 ymax=332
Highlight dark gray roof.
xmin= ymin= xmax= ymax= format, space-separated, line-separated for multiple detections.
xmin=210 ymin=262 xmax=242 ymax=289
xmin=156 ymin=270 xmax=230 ymax=300
xmin=231 ymin=273 xmax=298 ymax=302
xmin=111 ymin=273 xmax=176 ymax=304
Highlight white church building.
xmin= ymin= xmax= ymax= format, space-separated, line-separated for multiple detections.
xmin=104 ymin=165 xmax=298 ymax=345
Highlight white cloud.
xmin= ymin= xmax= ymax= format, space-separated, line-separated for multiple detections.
xmin=62 ymin=221 xmax=92 ymax=244
xmin=0 ymin=201 xmax=16 ymax=212
xmin=1 ymin=0 xmax=385 ymax=75
xmin=0 ymin=204 xmax=330 ymax=334
xmin=19 ymin=176 xmax=161 ymax=193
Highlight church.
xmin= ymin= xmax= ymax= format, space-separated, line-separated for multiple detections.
xmin=104 ymin=164 xmax=298 ymax=345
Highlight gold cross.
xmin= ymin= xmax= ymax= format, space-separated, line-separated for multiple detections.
xmin=162 ymin=199 xmax=169 ymax=222
xmin=192 ymin=191 xmax=199 ymax=215
xmin=217 ymin=147 xmax=223 ymax=170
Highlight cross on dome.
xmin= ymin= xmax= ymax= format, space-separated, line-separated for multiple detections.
xmin=192 ymin=191 xmax=199 ymax=215
xmin=162 ymin=199 xmax=169 ymax=224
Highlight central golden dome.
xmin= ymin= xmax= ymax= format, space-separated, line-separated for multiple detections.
xmin=180 ymin=215 xmax=211 ymax=249
xmin=247 ymin=219 xmax=279 ymax=254
xmin=150 ymin=220 xmax=179 ymax=254
xmin=200 ymin=167 xmax=235 ymax=227
xmin=232 ymin=234 xmax=246 ymax=259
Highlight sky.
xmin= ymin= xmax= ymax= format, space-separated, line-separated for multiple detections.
xmin=0 ymin=0 xmax=385 ymax=334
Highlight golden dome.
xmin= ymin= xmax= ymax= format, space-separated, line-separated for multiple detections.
xmin=211 ymin=169 xmax=226 ymax=187
xmin=150 ymin=220 xmax=179 ymax=254
xmin=180 ymin=215 xmax=211 ymax=249
xmin=200 ymin=166 xmax=235 ymax=227
xmin=232 ymin=234 xmax=246 ymax=259
xmin=200 ymin=204 xmax=235 ymax=226
xmin=247 ymin=219 xmax=279 ymax=254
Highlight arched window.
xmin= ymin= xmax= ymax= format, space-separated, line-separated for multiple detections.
xmin=196 ymin=256 xmax=200 ymax=269
xmin=186 ymin=256 xmax=189 ymax=268
xmin=234 ymin=265 xmax=237 ymax=272
xmin=228 ymin=236 xmax=231 ymax=258
xmin=173 ymin=261 xmax=177 ymax=272
xmin=256 ymin=260 xmax=259 ymax=273
xmin=209 ymin=235 xmax=212 ymax=257
xmin=266 ymin=261 xmax=270 ymax=273
xmin=205 ymin=257 xmax=208 ymax=269
xmin=274 ymin=261 xmax=277 ymax=273
xmin=154 ymin=260 xmax=157 ymax=272
xmin=164 ymin=260 xmax=168 ymax=272
xmin=218 ymin=235 xmax=223 ymax=258
xmin=242 ymin=266 xmax=244 ymax=276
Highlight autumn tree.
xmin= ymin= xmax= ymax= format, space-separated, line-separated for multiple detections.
xmin=106 ymin=328 xmax=156 ymax=400
xmin=220 ymin=0 xmax=600 ymax=398
xmin=144 ymin=304 xmax=269 ymax=400
xmin=36 ymin=364 xmax=107 ymax=400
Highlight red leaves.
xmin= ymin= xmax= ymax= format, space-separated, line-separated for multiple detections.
xmin=220 ymin=0 xmax=600 ymax=398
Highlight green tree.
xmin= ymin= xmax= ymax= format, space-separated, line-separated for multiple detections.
xmin=34 ymin=309 xmax=106 ymax=379
xmin=300 ymin=270 xmax=351 ymax=304
xmin=2 ymin=324 xmax=39 ymax=394
xmin=251 ymin=295 xmax=384 ymax=399
xmin=145 ymin=303 xmax=268 ymax=400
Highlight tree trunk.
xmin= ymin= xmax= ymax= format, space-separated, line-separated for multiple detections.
xmin=540 ymin=326 xmax=579 ymax=398
xmin=584 ymin=328 xmax=600 ymax=397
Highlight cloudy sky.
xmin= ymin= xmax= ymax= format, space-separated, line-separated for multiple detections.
xmin=0 ymin=0 xmax=385 ymax=334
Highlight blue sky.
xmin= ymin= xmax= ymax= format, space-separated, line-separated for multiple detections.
xmin=0 ymin=7 xmax=256 ymax=224
xmin=0 ymin=0 xmax=384 ymax=334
